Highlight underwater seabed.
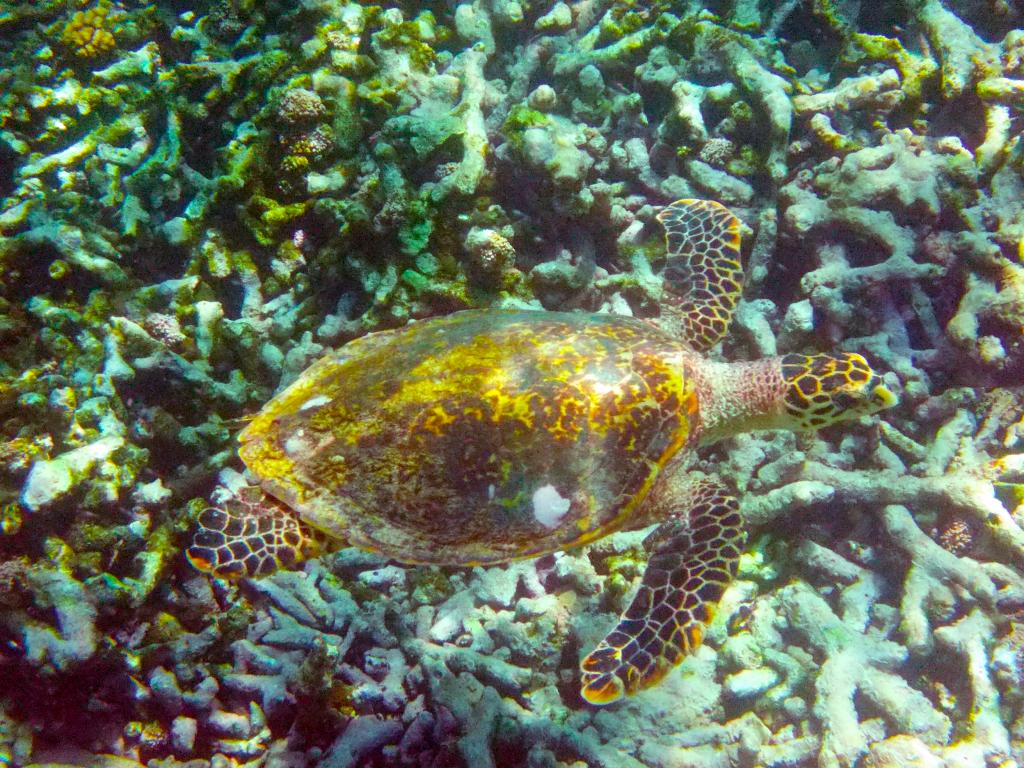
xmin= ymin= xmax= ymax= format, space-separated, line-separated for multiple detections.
xmin=2 ymin=0 xmax=1024 ymax=765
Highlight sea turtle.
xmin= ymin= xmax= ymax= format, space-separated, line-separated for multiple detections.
xmin=188 ymin=199 xmax=897 ymax=704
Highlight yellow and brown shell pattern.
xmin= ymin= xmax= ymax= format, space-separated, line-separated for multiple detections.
xmin=237 ymin=310 xmax=701 ymax=566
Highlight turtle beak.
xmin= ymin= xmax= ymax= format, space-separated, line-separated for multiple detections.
xmin=871 ymin=383 xmax=898 ymax=411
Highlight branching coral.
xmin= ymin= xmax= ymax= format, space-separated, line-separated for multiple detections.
xmin=935 ymin=609 xmax=1011 ymax=767
xmin=948 ymin=257 xmax=1024 ymax=370
xmin=744 ymin=411 xmax=1024 ymax=564
xmin=780 ymin=581 xmax=951 ymax=768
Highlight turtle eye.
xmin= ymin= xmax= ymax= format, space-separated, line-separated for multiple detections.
xmin=831 ymin=391 xmax=856 ymax=411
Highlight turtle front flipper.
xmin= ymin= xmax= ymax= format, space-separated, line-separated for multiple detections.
xmin=187 ymin=485 xmax=324 ymax=578
xmin=657 ymin=199 xmax=744 ymax=352
xmin=580 ymin=479 xmax=744 ymax=704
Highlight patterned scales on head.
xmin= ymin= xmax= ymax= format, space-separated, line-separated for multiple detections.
xmin=188 ymin=199 xmax=898 ymax=706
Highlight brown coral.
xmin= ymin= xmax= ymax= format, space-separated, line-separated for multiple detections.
xmin=143 ymin=312 xmax=187 ymax=349
xmin=62 ymin=2 xmax=116 ymax=59
xmin=938 ymin=516 xmax=976 ymax=556
xmin=698 ymin=137 xmax=736 ymax=167
xmin=0 ymin=556 xmax=30 ymax=608
xmin=277 ymin=88 xmax=328 ymax=127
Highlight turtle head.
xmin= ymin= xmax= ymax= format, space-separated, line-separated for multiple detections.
xmin=697 ymin=352 xmax=896 ymax=445
xmin=779 ymin=353 xmax=897 ymax=430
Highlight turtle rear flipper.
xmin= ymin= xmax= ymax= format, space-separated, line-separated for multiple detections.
xmin=657 ymin=199 xmax=744 ymax=352
xmin=187 ymin=486 xmax=323 ymax=579
xmin=580 ymin=479 xmax=744 ymax=704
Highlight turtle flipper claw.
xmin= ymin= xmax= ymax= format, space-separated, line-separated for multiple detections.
xmin=580 ymin=479 xmax=744 ymax=704
xmin=187 ymin=485 xmax=319 ymax=578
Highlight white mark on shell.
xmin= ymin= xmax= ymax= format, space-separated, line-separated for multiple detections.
xmin=299 ymin=394 xmax=331 ymax=411
xmin=283 ymin=429 xmax=306 ymax=456
xmin=532 ymin=484 xmax=571 ymax=529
